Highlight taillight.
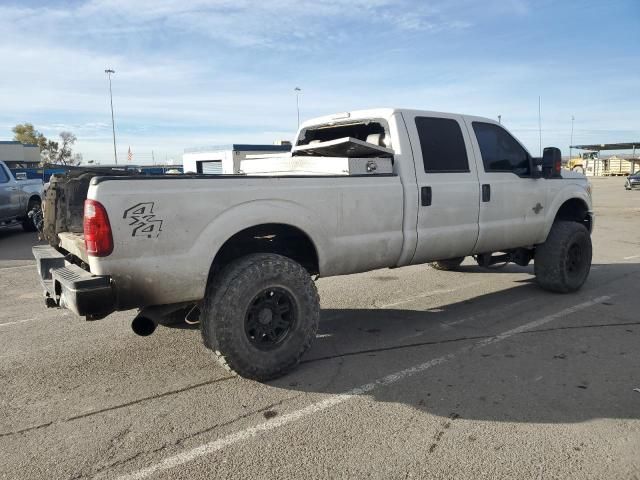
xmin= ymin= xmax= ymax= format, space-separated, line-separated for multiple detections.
xmin=554 ymin=158 xmax=562 ymax=176
xmin=84 ymin=199 xmax=113 ymax=257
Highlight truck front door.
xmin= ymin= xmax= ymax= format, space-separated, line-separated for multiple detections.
xmin=0 ymin=164 xmax=21 ymax=220
xmin=466 ymin=120 xmax=547 ymax=253
xmin=403 ymin=113 xmax=481 ymax=264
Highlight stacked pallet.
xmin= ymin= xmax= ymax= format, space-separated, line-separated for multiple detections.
xmin=604 ymin=156 xmax=633 ymax=176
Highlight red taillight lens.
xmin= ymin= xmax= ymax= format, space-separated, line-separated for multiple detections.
xmin=84 ymin=199 xmax=113 ymax=257
xmin=555 ymin=159 xmax=562 ymax=175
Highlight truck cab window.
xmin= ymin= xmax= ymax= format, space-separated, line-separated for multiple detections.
xmin=0 ymin=166 xmax=9 ymax=183
xmin=415 ymin=117 xmax=469 ymax=173
xmin=473 ymin=122 xmax=530 ymax=176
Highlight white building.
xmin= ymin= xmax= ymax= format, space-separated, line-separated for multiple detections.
xmin=183 ymin=144 xmax=292 ymax=174
xmin=0 ymin=141 xmax=40 ymax=168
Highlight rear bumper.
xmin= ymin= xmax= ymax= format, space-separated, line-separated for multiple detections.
xmin=33 ymin=245 xmax=116 ymax=318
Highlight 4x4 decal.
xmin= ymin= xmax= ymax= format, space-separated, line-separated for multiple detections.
xmin=123 ymin=202 xmax=163 ymax=238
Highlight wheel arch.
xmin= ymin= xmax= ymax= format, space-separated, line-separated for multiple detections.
xmin=28 ymin=194 xmax=42 ymax=203
xmin=543 ymin=192 xmax=592 ymax=241
xmin=209 ymin=223 xmax=320 ymax=282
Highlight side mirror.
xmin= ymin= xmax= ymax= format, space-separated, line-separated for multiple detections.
xmin=542 ymin=147 xmax=562 ymax=178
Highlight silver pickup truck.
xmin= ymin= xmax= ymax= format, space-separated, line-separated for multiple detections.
xmin=0 ymin=160 xmax=43 ymax=231
xmin=32 ymin=108 xmax=594 ymax=381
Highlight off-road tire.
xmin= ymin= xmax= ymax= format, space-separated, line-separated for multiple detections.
xmin=534 ymin=221 xmax=592 ymax=293
xmin=429 ymin=257 xmax=465 ymax=271
xmin=201 ymin=253 xmax=319 ymax=381
xmin=22 ymin=198 xmax=41 ymax=232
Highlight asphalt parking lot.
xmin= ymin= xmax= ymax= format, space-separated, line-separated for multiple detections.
xmin=1 ymin=177 xmax=639 ymax=480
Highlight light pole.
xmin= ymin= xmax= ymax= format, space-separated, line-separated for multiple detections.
xmin=105 ymin=69 xmax=118 ymax=165
xmin=497 ymin=114 xmax=502 ymax=124
xmin=294 ymin=87 xmax=301 ymax=128
xmin=570 ymin=115 xmax=575 ymax=162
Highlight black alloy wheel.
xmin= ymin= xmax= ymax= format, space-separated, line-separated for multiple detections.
xmin=245 ymin=287 xmax=297 ymax=350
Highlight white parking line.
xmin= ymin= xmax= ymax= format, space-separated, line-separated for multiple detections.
xmin=115 ymin=294 xmax=611 ymax=480
xmin=0 ymin=264 xmax=36 ymax=271
xmin=379 ymin=282 xmax=482 ymax=309
xmin=0 ymin=318 xmax=38 ymax=328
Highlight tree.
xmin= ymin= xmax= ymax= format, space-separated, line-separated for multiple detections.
xmin=12 ymin=123 xmax=47 ymax=151
xmin=41 ymin=132 xmax=80 ymax=166
xmin=12 ymin=123 xmax=80 ymax=166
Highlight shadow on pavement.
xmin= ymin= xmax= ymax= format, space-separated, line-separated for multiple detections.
xmin=0 ymin=227 xmax=42 ymax=262
xmin=267 ymin=262 xmax=640 ymax=424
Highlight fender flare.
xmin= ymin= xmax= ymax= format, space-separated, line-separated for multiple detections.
xmin=541 ymin=186 xmax=592 ymax=241
xmin=187 ymin=199 xmax=331 ymax=293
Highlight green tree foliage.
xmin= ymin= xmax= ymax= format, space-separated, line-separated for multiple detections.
xmin=12 ymin=123 xmax=47 ymax=151
xmin=12 ymin=123 xmax=80 ymax=166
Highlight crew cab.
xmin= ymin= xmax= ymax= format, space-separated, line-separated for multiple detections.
xmin=0 ymin=160 xmax=43 ymax=231
xmin=33 ymin=108 xmax=594 ymax=380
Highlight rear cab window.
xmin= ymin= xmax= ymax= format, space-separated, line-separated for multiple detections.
xmin=415 ymin=117 xmax=469 ymax=173
xmin=296 ymin=120 xmax=390 ymax=148
xmin=472 ymin=122 xmax=531 ymax=176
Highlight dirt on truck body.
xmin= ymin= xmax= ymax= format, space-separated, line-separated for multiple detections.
xmin=41 ymin=169 xmax=139 ymax=247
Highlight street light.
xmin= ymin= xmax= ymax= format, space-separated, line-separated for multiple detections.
xmin=105 ymin=68 xmax=118 ymax=165
xmin=570 ymin=115 xmax=575 ymax=162
xmin=294 ymin=87 xmax=302 ymax=128
xmin=497 ymin=114 xmax=502 ymax=124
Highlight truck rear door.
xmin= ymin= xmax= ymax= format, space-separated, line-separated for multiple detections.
xmin=402 ymin=112 xmax=480 ymax=263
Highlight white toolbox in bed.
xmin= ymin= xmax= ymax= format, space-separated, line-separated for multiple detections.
xmin=240 ymin=155 xmax=393 ymax=176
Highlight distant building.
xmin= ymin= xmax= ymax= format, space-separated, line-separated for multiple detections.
xmin=0 ymin=141 xmax=40 ymax=168
xmin=183 ymin=144 xmax=292 ymax=174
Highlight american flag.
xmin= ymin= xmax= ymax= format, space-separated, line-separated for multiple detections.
xmin=127 ymin=146 xmax=133 ymax=162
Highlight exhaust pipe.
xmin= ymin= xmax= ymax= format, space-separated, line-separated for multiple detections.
xmin=131 ymin=315 xmax=157 ymax=336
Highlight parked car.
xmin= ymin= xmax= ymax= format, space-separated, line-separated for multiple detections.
xmin=33 ymin=108 xmax=593 ymax=380
xmin=0 ymin=160 xmax=43 ymax=231
xmin=624 ymin=171 xmax=640 ymax=190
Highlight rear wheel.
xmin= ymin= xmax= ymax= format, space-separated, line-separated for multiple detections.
xmin=429 ymin=257 xmax=465 ymax=271
xmin=534 ymin=221 xmax=592 ymax=293
xmin=572 ymin=166 xmax=585 ymax=175
xmin=22 ymin=198 xmax=41 ymax=232
xmin=201 ymin=253 xmax=319 ymax=381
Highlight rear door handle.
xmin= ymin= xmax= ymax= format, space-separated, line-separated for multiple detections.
xmin=421 ymin=186 xmax=432 ymax=206
xmin=481 ymin=184 xmax=491 ymax=202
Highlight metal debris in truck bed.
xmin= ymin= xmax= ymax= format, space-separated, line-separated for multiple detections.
xmin=292 ymin=137 xmax=394 ymax=158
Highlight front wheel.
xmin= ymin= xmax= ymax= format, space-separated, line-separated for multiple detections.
xmin=22 ymin=198 xmax=41 ymax=232
xmin=534 ymin=221 xmax=592 ymax=293
xmin=201 ymin=253 xmax=319 ymax=381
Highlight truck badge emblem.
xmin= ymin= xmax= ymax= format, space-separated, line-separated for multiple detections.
xmin=532 ymin=203 xmax=543 ymax=214
xmin=123 ymin=202 xmax=163 ymax=238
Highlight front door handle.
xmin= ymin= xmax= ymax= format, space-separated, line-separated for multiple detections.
xmin=421 ymin=186 xmax=432 ymax=206
xmin=482 ymin=184 xmax=491 ymax=202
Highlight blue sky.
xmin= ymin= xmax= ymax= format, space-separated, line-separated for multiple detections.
xmin=0 ymin=0 xmax=638 ymax=164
